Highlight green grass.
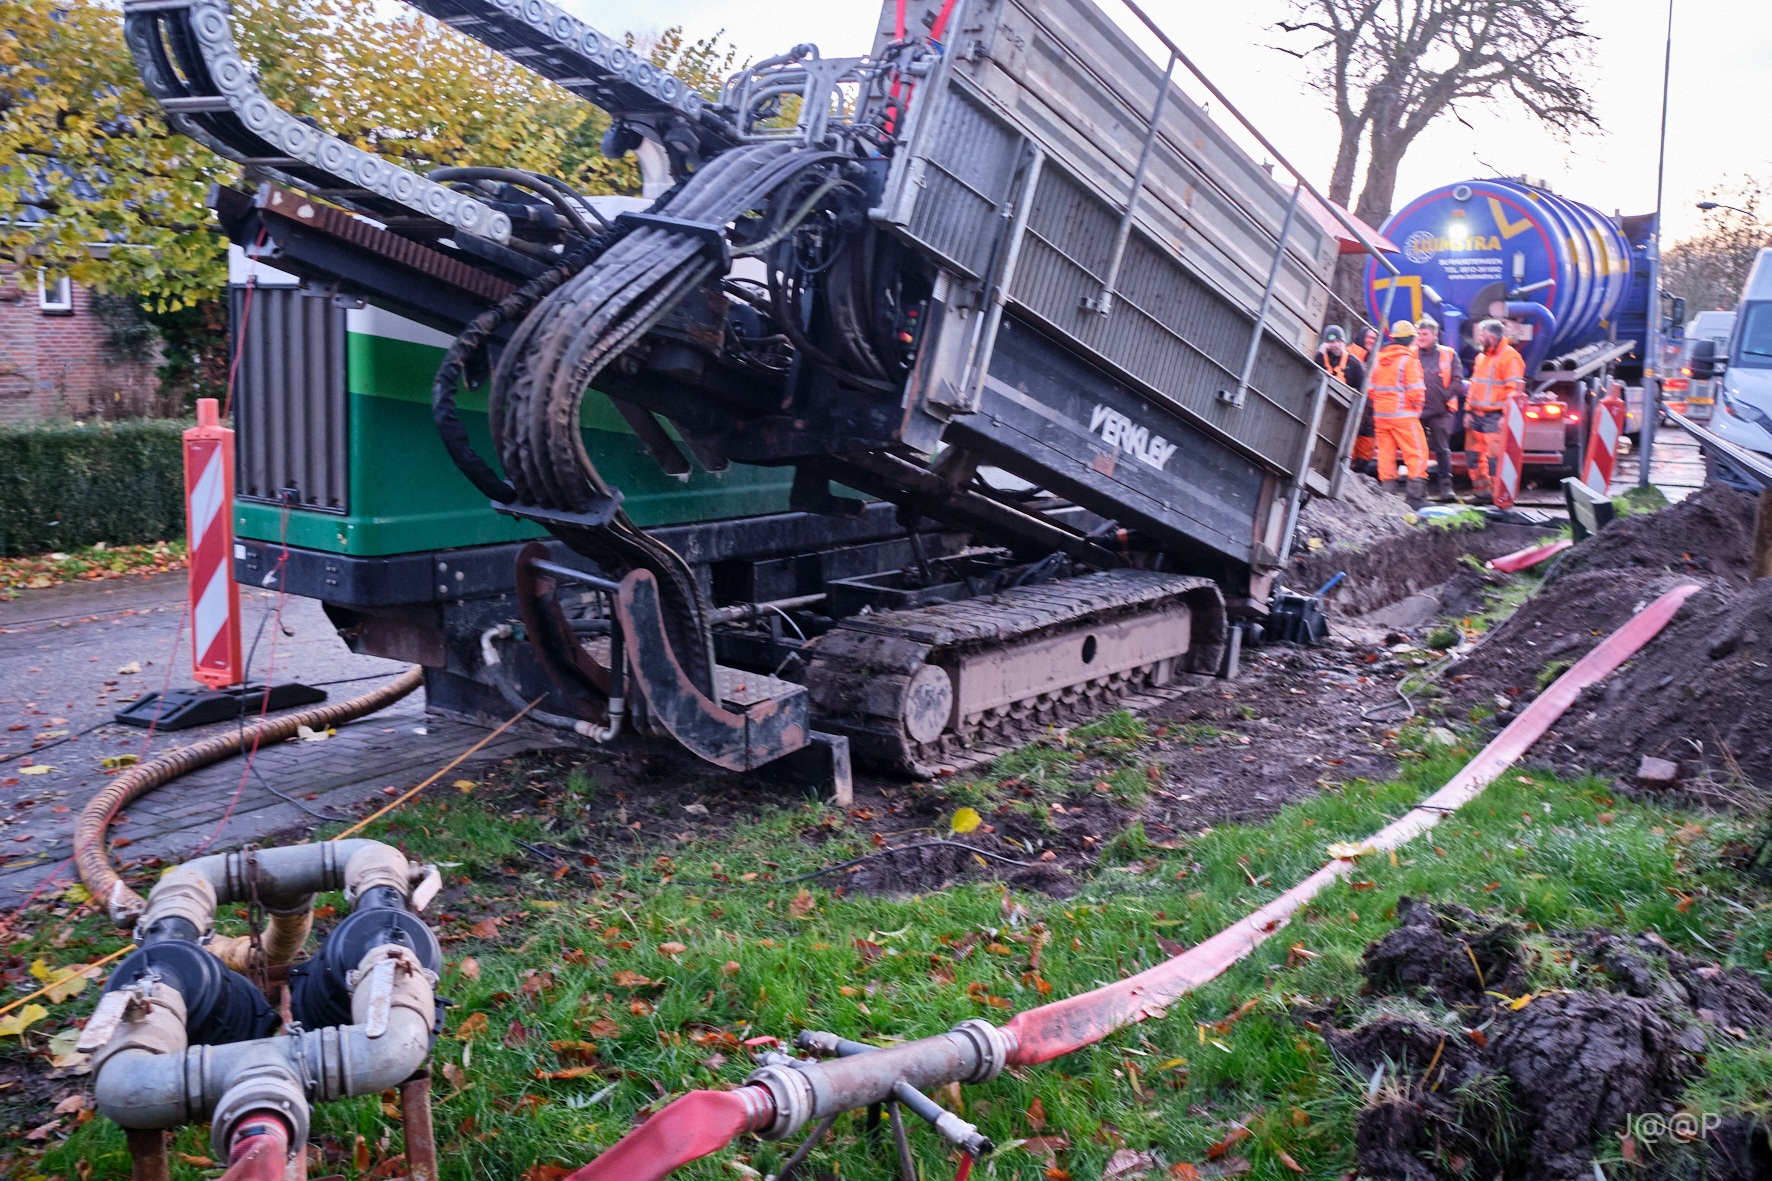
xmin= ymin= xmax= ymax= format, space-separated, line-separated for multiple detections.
xmin=1453 ymin=553 xmax=1543 ymax=635
xmin=12 ymin=722 xmax=1772 ymax=1180
xmin=1424 ymin=507 xmax=1489 ymax=532
xmin=1614 ymin=485 xmax=1671 ymax=517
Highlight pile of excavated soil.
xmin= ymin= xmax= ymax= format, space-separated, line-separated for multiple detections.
xmin=1294 ymin=514 xmax=1556 ymax=619
xmin=1318 ymin=897 xmax=1772 ymax=1181
xmin=1297 ymin=473 xmax=1419 ymax=551
xmin=1546 ymin=481 xmax=1758 ymax=587
xmin=1443 ymin=484 xmax=1772 ymax=789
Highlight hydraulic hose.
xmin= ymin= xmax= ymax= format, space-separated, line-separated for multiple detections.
xmin=75 ymin=668 xmax=424 ymax=924
xmin=566 ymin=582 xmax=1703 ymax=1179
xmin=428 ymin=166 xmax=600 ymax=239
xmin=490 ymin=146 xmax=851 ymax=701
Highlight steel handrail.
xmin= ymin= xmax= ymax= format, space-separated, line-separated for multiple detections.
xmin=1112 ymin=0 xmax=1401 ymax=282
xmin=1662 ymin=403 xmax=1772 ymax=490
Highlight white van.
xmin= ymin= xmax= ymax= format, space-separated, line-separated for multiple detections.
xmin=1668 ymin=309 xmax=1736 ymax=422
xmin=1705 ymin=249 xmax=1772 ymax=472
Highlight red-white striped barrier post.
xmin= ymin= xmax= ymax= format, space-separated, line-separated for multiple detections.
xmin=1580 ymin=381 xmax=1628 ymax=496
xmin=185 ymin=398 xmax=242 ymax=690
xmin=1493 ymin=391 xmax=1528 ymax=510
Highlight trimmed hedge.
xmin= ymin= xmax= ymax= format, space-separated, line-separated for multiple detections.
xmin=0 ymin=419 xmax=191 ymax=557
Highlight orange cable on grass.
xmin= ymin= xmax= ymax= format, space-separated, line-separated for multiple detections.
xmin=331 ymin=696 xmax=544 ymax=839
xmin=0 ymin=944 xmax=134 ymax=1019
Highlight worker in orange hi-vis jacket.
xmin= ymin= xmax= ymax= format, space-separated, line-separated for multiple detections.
xmin=1347 ymin=325 xmax=1377 ymax=365
xmin=1317 ymin=326 xmax=1374 ymax=472
xmin=1465 ymin=319 xmax=1526 ymax=504
xmin=1368 ymin=320 xmax=1428 ymax=503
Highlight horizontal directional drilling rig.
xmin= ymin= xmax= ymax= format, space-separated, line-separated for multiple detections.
xmin=124 ymin=0 xmax=1381 ymax=778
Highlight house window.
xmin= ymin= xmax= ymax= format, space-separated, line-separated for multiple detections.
xmin=38 ymin=275 xmax=73 ymax=314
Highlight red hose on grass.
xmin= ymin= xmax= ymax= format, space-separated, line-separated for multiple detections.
xmin=566 ymin=582 xmax=1703 ymax=1176
xmin=565 ymin=1089 xmax=774 ymax=1181
xmin=1486 ymin=537 xmax=1573 ymax=573
xmin=1004 ymin=579 xmax=1700 ymax=1063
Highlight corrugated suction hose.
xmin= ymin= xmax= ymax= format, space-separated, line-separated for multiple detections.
xmin=76 ymin=668 xmax=425 ymax=924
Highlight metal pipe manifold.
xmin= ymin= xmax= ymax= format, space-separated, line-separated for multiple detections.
xmin=744 ymin=1019 xmax=1015 ymax=1141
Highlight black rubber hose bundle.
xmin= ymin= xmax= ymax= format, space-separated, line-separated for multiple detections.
xmin=429 ymin=224 xmax=633 ymax=503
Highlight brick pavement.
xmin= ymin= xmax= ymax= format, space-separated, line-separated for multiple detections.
xmin=0 ymin=573 xmax=563 ymax=902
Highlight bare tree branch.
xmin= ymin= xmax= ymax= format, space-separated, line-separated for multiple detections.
xmin=1275 ymin=0 xmax=1598 ymax=324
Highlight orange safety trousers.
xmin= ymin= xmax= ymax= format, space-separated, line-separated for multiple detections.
xmin=1369 ymin=344 xmax=1426 ymax=482
xmin=1466 ymin=425 xmax=1503 ymax=492
xmin=1377 ymin=419 xmax=1427 ymax=481
xmin=1466 ymin=344 xmax=1524 ymax=493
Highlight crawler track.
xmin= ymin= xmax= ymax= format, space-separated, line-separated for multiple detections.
xmin=806 ymin=570 xmax=1227 ymax=776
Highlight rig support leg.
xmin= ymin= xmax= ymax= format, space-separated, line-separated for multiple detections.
xmin=401 ymin=1069 xmax=440 ymax=1181
xmin=127 ymin=1128 xmax=170 ymax=1181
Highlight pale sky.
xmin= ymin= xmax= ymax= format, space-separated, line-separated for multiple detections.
xmin=566 ymin=0 xmax=1772 ymax=246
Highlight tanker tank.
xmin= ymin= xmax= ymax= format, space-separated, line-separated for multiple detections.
xmin=1363 ymin=179 xmax=1654 ymax=376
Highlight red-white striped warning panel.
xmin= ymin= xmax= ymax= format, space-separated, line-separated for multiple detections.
xmin=185 ymin=399 xmax=242 ymax=689
xmin=1581 ymin=382 xmax=1628 ymax=495
xmin=1494 ymin=393 xmax=1527 ymax=510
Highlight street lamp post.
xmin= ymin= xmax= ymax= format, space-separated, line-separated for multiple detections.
xmin=1641 ymin=0 xmax=1674 ymax=491
xmin=1697 ymin=201 xmax=1757 ymax=219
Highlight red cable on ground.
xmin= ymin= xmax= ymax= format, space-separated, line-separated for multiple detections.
xmin=565 ymin=581 xmax=1703 ymax=1180
xmin=8 ymin=225 xmax=273 ymax=924
xmin=188 ymin=510 xmax=291 ymax=860
xmin=1 ymin=606 xmax=187 ymax=929
xmin=221 ymin=228 xmax=268 ymax=423
xmin=134 ymin=612 xmax=187 ymax=763
xmin=1486 ymin=538 xmax=1573 ymax=573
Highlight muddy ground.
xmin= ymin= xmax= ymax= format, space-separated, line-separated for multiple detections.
xmin=267 ymin=479 xmax=1768 ymax=904
xmin=1317 ymin=896 xmax=1772 ymax=1181
xmin=299 ymin=499 xmax=1566 ymax=901
xmin=1444 ymin=483 xmax=1772 ymax=796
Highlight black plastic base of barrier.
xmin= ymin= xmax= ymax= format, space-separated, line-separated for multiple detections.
xmin=112 ymin=683 xmax=328 ymax=731
xmin=1561 ymin=477 xmax=1617 ymax=542
xmin=1269 ymin=592 xmax=1327 ymax=646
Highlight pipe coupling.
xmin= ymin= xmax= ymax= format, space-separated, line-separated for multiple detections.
xmin=137 ymin=866 xmax=217 ymax=941
xmin=219 ymin=848 xmax=323 ymax=911
xmin=343 ymin=843 xmax=413 ymax=904
xmin=91 ymin=980 xmax=188 ymax=1073
xmin=210 ymin=1061 xmax=310 ymax=1161
xmin=795 ymin=1030 xmax=848 ymax=1057
xmin=350 ymin=944 xmax=437 ymax=1043
xmin=949 ymin=1018 xmax=1015 ymax=1083
xmin=744 ymin=1059 xmax=816 ymax=1140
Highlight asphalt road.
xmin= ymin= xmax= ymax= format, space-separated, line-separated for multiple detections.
xmin=0 ymin=574 xmax=553 ymax=905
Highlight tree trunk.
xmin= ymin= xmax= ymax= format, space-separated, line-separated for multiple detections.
xmin=1327 ymin=119 xmax=1364 ymax=208
xmin=1354 ymin=125 xmax=1406 ymax=230
xmin=1754 ymin=490 xmax=1772 ymax=582
xmin=1328 ymin=256 xmax=1368 ymax=336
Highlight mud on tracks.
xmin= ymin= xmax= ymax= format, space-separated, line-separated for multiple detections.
xmin=1316 ymin=896 xmax=1772 ymax=1181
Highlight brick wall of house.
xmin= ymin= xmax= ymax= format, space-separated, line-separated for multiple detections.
xmin=0 ymin=267 xmax=160 ymax=425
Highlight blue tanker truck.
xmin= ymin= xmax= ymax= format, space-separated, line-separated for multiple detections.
xmin=1364 ymin=179 xmax=1683 ymax=481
